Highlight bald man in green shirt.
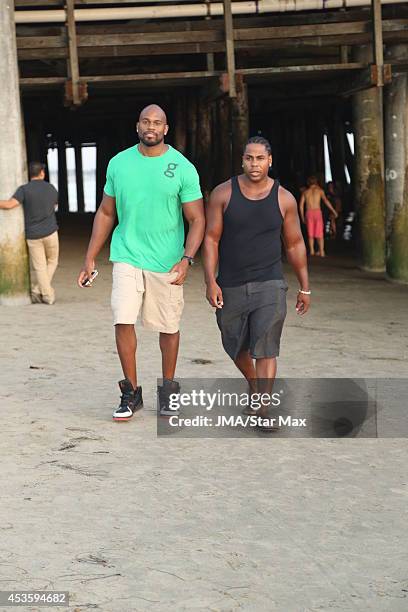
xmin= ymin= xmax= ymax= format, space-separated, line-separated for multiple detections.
xmin=78 ymin=105 xmax=205 ymax=421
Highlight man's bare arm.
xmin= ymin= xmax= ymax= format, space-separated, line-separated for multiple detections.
xmin=280 ymin=188 xmax=310 ymax=315
xmin=0 ymin=197 xmax=20 ymax=210
xmin=182 ymin=198 xmax=205 ymax=258
xmin=299 ymin=192 xmax=305 ymax=223
xmin=321 ymin=190 xmax=338 ymax=217
xmin=202 ymin=183 xmax=226 ymax=307
xmin=77 ymin=192 xmax=116 ymax=287
xmin=169 ymin=198 xmax=205 ymax=285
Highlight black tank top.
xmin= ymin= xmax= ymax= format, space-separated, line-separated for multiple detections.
xmin=217 ymin=176 xmax=284 ymax=287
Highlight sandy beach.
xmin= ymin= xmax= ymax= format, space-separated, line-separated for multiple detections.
xmin=1 ymin=221 xmax=407 ymax=611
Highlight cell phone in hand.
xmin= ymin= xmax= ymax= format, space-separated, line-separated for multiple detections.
xmin=81 ymin=269 xmax=98 ymax=287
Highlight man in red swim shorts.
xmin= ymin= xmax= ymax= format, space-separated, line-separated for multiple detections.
xmin=299 ymin=176 xmax=338 ymax=257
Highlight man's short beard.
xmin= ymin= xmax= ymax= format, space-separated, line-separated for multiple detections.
xmin=139 ymin=134 xmax=164 ymax=147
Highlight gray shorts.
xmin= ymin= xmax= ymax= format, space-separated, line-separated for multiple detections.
xmin=216 ymin=279 xmax=288 ymax=360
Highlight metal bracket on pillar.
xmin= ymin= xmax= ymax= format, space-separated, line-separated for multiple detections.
xmin=376 ymin=63 xmax=392 ymax=87
xmin=371 ymin=0 xmax=384 ymax=86
xmin=340 ymin=64 xmax=391 ymax=97
xmin=65 ymin=0 xmax=87 ymax=106
xmin=383 ymin=63 xmax=392 ymax=84
xmin=64 ymin=80 xmax=88 ymax=107
xmin=223 ymin=0 xmax=236 ymax=98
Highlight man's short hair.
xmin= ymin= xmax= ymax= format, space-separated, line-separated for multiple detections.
xmin=245 ymin=136 xmax=272 ymax=155
xmin=29 ymin=162 xmax=46 ymax=179
xmin=307 ymin=175 xmax=318 ymax=186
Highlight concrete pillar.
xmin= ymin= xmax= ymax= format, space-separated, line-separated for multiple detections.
xmin=216 ymin=96 xmax=232 ymax=184
xmin=0 ymin=1 xmax=30 ymax=305
xmin=352 ymin=45 xmax=386 ymax=271
xmin=384 ymin=45 xmax=408 ymax=282
xmin=96 ymin=134 xmax=110 ymax=207
xmin=74 ymin=139 xmax=85 ymax=214
xmin=231 ymin=77 xmax=249 ymax=175
xmin=174 ymin=94 xmax=187 ymax=155
xmin=293 ymin=116 xmax=308 ymax=188
xmin=57 ymin=137 xmax=69 ymax=212
xmin=307 ymin=113 xmax=325 ymax=183
xmin=186 ymin=91 xmax=198 ymax=164
xmin=327 ymin=108 xmax=346 ymax=188
xmin=197 ymin=98 xmax=212 ymax=200
xmin=26 ymin=119 xmax=48 ymax=166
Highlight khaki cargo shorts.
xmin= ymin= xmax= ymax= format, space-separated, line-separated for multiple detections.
xmin=111 ymin=262 xmax=184 ymax=333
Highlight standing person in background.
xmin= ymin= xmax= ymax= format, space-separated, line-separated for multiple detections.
xmin=299 ymin=176 xmax=338 ymax=257
xmin=0 ymin=162 xmax=59 ymax=304
xmin=326 ymin=181 xmax=342 ymax=239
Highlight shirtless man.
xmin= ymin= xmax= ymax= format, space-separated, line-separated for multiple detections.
xmin=299 ymin=176 xmax=338 ymax=257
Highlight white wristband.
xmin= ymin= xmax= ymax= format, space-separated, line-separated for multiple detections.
xmin=298 ymin=289 xmax=311 ymax=295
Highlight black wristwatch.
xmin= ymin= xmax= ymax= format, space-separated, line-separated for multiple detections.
xmin=182 ymin=255 xmax=194 ymax=266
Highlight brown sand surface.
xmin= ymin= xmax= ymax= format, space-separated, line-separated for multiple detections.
xmin=1 ymin=224 xmax=407 ymax=611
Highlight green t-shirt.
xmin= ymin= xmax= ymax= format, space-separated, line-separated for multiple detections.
xmin=104 ymin=144 xmax=202 ymax=272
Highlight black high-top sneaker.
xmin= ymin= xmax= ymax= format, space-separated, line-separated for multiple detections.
xmin=112 ymin=378 xmax=143 ymax=421
xmin=157 ymin=379 xmax=180 ymax=417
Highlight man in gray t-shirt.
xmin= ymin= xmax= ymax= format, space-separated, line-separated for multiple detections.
xmin=0 ymin=162 xmax=59 ymax=304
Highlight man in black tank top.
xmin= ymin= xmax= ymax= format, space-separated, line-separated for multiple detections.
xmin=203 ymin=136 xmax=310 ymax=430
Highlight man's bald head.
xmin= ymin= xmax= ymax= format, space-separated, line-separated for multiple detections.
xmin=139 ymin=104 xmax=167 ymax=124
xmin=137 ymin=104 xmax=169 ymax=148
